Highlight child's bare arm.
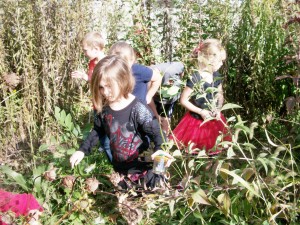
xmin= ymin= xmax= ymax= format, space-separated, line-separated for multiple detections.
xmin=146 ymin=68 xmax=162 ymax=104
xmin=216 ymin=84 xmax=224 ymax=109
xmin=180 ymin=86 xmax=212 ymax=120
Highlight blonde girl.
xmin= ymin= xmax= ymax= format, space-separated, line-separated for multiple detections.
xmin=171 ymin=39 xmax=231 ymax=155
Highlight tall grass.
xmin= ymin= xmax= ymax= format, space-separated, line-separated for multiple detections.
xmin=0 ymin=0 xmax=299 ymax=224
xmin=0 ymin=0 xmax=91 ymax=164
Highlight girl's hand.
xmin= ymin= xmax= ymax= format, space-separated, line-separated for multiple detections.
xmin=70 ymin=151 xmax=85 ymax=168
xmin=214 ymin=110 xmax=221 ymax=120
xmin=151 ymin=150 xmax=174 ymax=167
xmin=71 ymin=71 xmax=88 ymax=81
xmin=200 ymin=109 xmax=213 ymax=120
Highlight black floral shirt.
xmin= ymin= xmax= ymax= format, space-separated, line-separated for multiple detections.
xmin=79 ymin=97 xmax=164 ymax=171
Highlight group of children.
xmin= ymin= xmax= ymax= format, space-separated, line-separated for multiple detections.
xmin=69 ymin=31 xmax=231 ymax=189
xmin=0 ymin=31 xmax=232 ymax=223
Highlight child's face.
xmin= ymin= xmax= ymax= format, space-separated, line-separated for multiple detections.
xmin=82 ymin=43 xmax=98 ymax=60
xmin=212 ymin=57 xmax=224 ymax=71
xmin=99 ymin=79 xmax=120 ymax=103
xmin=211 ymin=52 xmax=225 ymax=72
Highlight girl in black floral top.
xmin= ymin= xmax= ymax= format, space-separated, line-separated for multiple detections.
xmin=70 ymin=55 xmax=172 ymax=189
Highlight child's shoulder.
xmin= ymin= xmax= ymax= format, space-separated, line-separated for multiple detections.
xmin=132 ymin=63 xmax=152 ymax=71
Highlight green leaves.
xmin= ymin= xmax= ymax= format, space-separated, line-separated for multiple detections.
xmin=0 ymin=165 xmax=29 ymax=191
xmin=54 ymin=106 xmax=82 ymax=140
xmin=191 ymin=188 xmax=211 ymax=206
xmin=221 ymin=103 xmax=243 ymax=111
xmin=219 ymin=168 xmax=260 ymax=198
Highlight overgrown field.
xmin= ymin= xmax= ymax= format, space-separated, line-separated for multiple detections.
xmin=0 ymin=0 xmax=299 ymax=224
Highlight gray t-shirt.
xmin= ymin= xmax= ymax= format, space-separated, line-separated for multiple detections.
xmin=151 ymin=62 xmax=184 ymax=104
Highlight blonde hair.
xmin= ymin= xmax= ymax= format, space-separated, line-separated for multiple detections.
xmin=108 ymin=41 xmax=136 ymax=66
xmin=197 ymin=39 xmax=226 ymax=72
xmin=82 ymin=31 xmax=105 ymax=50
xmin=91 ymin=55 xmax=135 ymax=112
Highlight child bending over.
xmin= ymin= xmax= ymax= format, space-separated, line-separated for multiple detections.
xmin=70 ymin=55 xmax=172 ymax=189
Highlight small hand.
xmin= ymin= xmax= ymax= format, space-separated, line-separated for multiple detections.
xmin=71 ymin=71 xmax=88 ymax=81
xmin=70 ymin=151 xmax=85 ymax=168
xmin=200 ymin=109 xmax=213 ymax=120
xmin=151 ymin=150 xmax=174 ymax=167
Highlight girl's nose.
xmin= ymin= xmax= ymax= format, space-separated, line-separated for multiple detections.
xmin=103 ymin=88 xmax=110 ymax=97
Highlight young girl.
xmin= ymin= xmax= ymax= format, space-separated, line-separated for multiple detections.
xmin=170 ymin=39 xmax=231 ymax=155
xmin=69 ymin=55 xmax=172 ymax=189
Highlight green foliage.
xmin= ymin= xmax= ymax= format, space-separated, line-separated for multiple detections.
xmin=147 ymin=113 xmax=299 ymax=224
xmin=0 ymin=0 xmax=299 ymax=224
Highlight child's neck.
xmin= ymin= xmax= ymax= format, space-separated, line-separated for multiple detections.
xmin=200 ymin=70 xmax=213 ymax=83
xmin=109 ymin=94 xmax=135 ymax=111
xmin=94 ymin=52 xmax=106 ymax=63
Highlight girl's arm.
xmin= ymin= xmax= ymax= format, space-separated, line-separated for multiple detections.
xmin=70 ymin=115 xmax=105 ymax=168
xmin=146 ymin=68 xmax=162 ymax=104
xmin=180 ymin=86 xmax=212 ymax=120
xmin=213 ymin=84 xmax=224 ymax=119
xmin=216 ymin=84 xmax=224 ymax=109
xmin=135 ymin=103 xmax=165 ymax=150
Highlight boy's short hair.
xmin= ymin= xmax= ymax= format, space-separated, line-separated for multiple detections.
xmin=82 ymin=31 xmax=105 ymax=50
xmin=108 ymin=41 xmax=136 ymax=66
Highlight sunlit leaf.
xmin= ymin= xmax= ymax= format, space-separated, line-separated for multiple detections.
xmin=220 ymin=168 xmax=260 ymax=198
xmin=187 ymin=197 xmax=194 ymax=208
xmin=166 ymin=86 xmax=180 ymax=96
xmin=249 ymin=122 xmax=258 ymax=139
xmin=54 ymin=106 xmax=61 ymax=121
xmin=205 ymin=87 xmax=218 ymax=93
xmin=191 ymin=189 xmax=211 ymax=205
xmin=221 ymin=103 xmax=243 ymax=111
xmin=220 ymin=163 xmax=230 ymax=180
xmin=242 ymin=168 xmax=255 ymax=181
xmin=66 ymin=148 xmax=76 ymax=155
xmin=84 ymin=163 xmax=96 ymax=173
xmin=188 ymin=159 xmax=195 ymax=169
xmin=257 ymin=157 xmax=268 ymax=174
xmin=39 ymin=144 xmax=49 ymax=152
xmin=65 ymin=114 xmax=73 ymax=130
xmin=234 ymin=124 xmax=250 ymax=133
xmin=243 ymin=143 xmax=257 ymax=149
xmin=169 ymin=200 xmax=175 ymax=216
xmin=0 ymin=166 xmax=29 ymax=191
xmin=72 ymin=127 xmax=79 ymax=137
xmin=264 ymin=129 xmax=278 ymax=147
xmin=273 ymin=146 xmax=287 ymax=157
xmin=172 ymin=150 xmax=182 ymax=158
xmin=60 ymin=110 xmax=66 ymax=125
xmin=226 ymin=147 xmax=236 ymax=158
xmin=217 ymin=193 xmax=231 ymax=216
xmin=226 ymin=116 xmax=236 ymax=123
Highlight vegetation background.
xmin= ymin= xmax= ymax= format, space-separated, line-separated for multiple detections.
xmin=0 ymin=0 xmax=299 ymax=224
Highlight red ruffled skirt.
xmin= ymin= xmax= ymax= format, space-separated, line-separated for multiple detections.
xmin=170 ymin=112 xmax=231 ymax=155
xmin=0 ymin=189 xmax=43 ymax=224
